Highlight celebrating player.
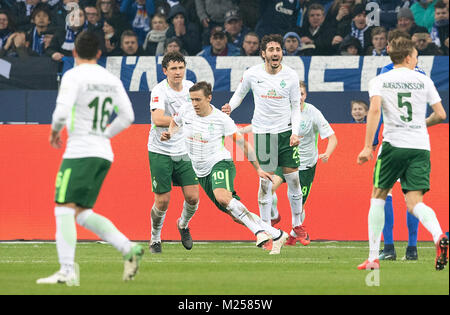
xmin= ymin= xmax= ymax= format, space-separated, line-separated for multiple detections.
xmin=37 ymin=31 xmax=143 ymax=285
xmin=147 ymin=52 xmax=199 ymax=254
xmin=162 ymin=81 xmax=289 ymax=255
xmin=357 ymin=36 xmax=448 ymax=271
xmin=221 ymin=34 xmax=304 ymax=246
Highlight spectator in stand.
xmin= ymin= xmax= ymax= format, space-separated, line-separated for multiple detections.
xmin=196 ymin=25 xmax=240 ymax=57
xmin=412 ymin=31 xmax=443 ymax=54
xmin=0 ymin=30 xmax=39 ymax=58
xmin=120 ymin=29 xmax=145 ymax=55
xmin=350 ymin=99 xmax=368 ymax=123
xmin=240 ymin=31 xmax=259 ymax=56
xmin=411 ymin=0 xmax=438 ymax=32
xmin=195 ymin=0 xmax=238 ymax=46
xmin=223 ymin=9 xmax=249 ymax=49
xmin=11 ymin=0 xmax=43 ymax=30
xmin=295 ymin=3 xmax=335 ymax=55
xmin=84 ymin=3 xmax=103 ymax=31
xmin=102 ymin=16 xmax=124 ymax=55
xmin=46 ymin=7 xmax=89 ymax=61
xmin=120 ymin=0 xmax=153 ymax=46
xmin=283 ymin=31 xmax=303 ymax=56
xmin=42 ymin=28 xmax=55 ymax=51
xmin=163 ymin=36 xmax=188 ymax=55
xmin=430 ymin=0 xmax=449 ymax=54
xmin=96 ymin=0 xmax=129 ymax=28
xmin=332 ymin=4 xmax=374 ymax=54
xmin=325 ymin=0 xmax=359 ymax=30
xmin=0 ymin=10 xmax=14 ymax=50
xmin=27 ymin=4 xmax=52 ymax=55
xmin=338 ymin=34 xmax=363 ymax=54
xmin=396 ymin=7 xmax=429 ymax=36
xmin=367 ymin=0 xmax=415 ymax=30
xmin=165 ymin=3 xmax=201 ymax=56
xmin=255 ymin=0 xmax=301 ymax=38
xmin=143 ymin=12 xmax=169 ymax=55
xmin=365 ymin=26 xmax=388 ymax=55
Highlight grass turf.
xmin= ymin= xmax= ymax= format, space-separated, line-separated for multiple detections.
xmin=0 ymin=241 xmax=448 ymax=295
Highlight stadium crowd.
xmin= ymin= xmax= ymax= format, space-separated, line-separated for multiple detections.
xmin=0 ymin=0 xmax=448 ymax=60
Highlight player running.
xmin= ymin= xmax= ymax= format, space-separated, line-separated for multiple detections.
xmin=357 ymin=36 xmax=448 ymax=271
xmin=147 ymin=52 xmax=199 ymax=254
xmin=240 ymin=81 xmax=338 ymax=247
xmin=37 ymin=31 xmax=143 ymax=285
xmin=221 ymin=34 xmax=304 ymax=245
xmin=162 ymin=81 xmax=289 ymax=255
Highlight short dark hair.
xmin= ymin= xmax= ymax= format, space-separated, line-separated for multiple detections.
xmin=260 ymin=34 xmax=283 ymax=59
xmin=120 ymin=29 xmax=137 ymax=43
xmin=75 ymin=31 xmax=100 ymax=60
xmin=161 ymin=51 xmax=186 ymax=69
xmin=435 ymin=0 xmax=447 ymax=9
xmin=308 ymin=3 xmax=325 ymax=15
xmin=31 ymin=4 xmax=51 ymax=22
xmin=189 ymin=81 xmax=212 ymax=97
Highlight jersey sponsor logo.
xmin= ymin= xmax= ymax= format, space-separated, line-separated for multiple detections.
xmin=261 ymin=89 xmax=283 ymax=100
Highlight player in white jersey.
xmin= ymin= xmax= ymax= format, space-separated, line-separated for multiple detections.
xmin=162 ymin=82 xmax=289 ymax=254
xmin=221 ymin=34 xmax=304 ymax=245
xmin=36 ymin=31 xmax=143 ymax=285
xmin=239 ymin=81 xmax=338 ymax=248
xmin=147 ymin=52 xmax=199 ymax=254
xmin=357 ymin=36 xmax=448 ymax=271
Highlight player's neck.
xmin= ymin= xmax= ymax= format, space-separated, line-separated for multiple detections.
xmin=393 ymin=63 xmax=414 ymax=70
xmin=75 ymin=58 xmax=98 ymax=66
xmin=198 ymin=104 xmax=213 ymax=117
xmin=264 ymin=63 xmax=282 ymax=75
xmin=167 ymin=79 xmax=183 ymax=92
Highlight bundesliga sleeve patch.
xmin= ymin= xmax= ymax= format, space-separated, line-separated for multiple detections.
xmin=152 ymin=96 xmax=159 ymax=103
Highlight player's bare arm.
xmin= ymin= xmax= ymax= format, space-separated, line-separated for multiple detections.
xmin=426 ymin=102 xmax=447 ymax=127
xmin=319 ymin=134 xmax=338 ymax=163
xmin=358 ymin=95 xmax=382 ymax=165
xmin=231 ymin=132 xmax=273 ymax=182
xmin=160 ymin=118 xmax=179 ymax=141
xmin=49 ymin=129 xmax=63 ymax=149
xmin=152 ymin=109 xmax=172 ymax=127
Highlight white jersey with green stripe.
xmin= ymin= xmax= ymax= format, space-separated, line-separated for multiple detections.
xmin=51 ymin=64 xmax=134 ymax=162
xmin=369 ymin=67 xmax=441 ymax=151
xmin=148 ymin=79 xmax=193 ymax=156
xmin=298 ymin=103 xmax=334 ymax=170
xmin=173 ymin=104 xmax=238 ymax=177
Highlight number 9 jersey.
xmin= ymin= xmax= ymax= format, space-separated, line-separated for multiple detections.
xmin=368 ymin=67 xmax=441 ymax=151
xmin=51 ymin=64 xmax=135 ymax=162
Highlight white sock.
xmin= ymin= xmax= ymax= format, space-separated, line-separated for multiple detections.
xmin=178 ymin=201 xmax=199 ymax=229
xmin=150 ymin=205 xmax=166 ymax=243
xmin=227 ymin=198 xmax=265 ymax=235
xmin=258 ymin=178 xmax=273 ymax=224
xmin=270 ymin=192 xmax=279 ymax=220
xmin=284 ymin=172 xmax=303 ymax=228
xmin=412 ymin=202 xmax=443 ymax=244
xmin=248 ymin=212 xmax=282 ymax=239
xmin=55 ymin=207 xmax=76 ymax=273
xmin=368 ymin=198 xmax=385 ymax=262
xmin=76 ymin=209 xmax=132 ymax=256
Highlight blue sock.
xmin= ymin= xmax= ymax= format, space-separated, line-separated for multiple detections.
xmin=382 ymin=195 xmax=394 ymax=245
xmin=407 ymin=210 xmax=419 ymax=247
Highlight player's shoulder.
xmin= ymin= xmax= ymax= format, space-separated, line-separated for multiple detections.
xmin=244 ymin=63 xmax=265 ymax=76
xmin=183 ymin=80 xmax=195 ymax=89
xmin=212 ymin=106 xmax=235 ymax=122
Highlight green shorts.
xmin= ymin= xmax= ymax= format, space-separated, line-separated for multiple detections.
xmin=374 ymin=142 xmax=431 ymax=194
xmin=198 ymin=160 xmax=240 ymax=213
xmin=149 ymin=151 xmax=198 ymax=194
xmin=254 ymin=130 xmax=300 ymax=173
xmin=54 ymin=157 xmax=111 ymax=208
xmin=275 ymin=163 xmax=317 ymax=205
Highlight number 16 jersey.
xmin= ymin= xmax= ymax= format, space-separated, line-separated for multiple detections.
xmin=368 ymin=67 xmax=441 ymax=151
xmin=52 ymin=64 xmax=134 ymax=162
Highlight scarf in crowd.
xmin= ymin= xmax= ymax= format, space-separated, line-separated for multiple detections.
xmin=430 ymin=19 xmax=449 ymax=47
xmin=0 ymin=30 xmax=11 ymax=50
xmin=132 ymin=4 xmax=150 ymax=32
xmin=62 ymin=22 xmax=88 ymax=51
xmin=351 ymin=22 xmax=369 ymax=48
xmin=31 ymin=27 xmax=45 ymax=55
xmin=26 ymin=4 xmax=35 ymax=17
xmin=144 ymin=29 xmax=167 ymax=55
xmin=371 ymin=48 xmax=387 ymax=56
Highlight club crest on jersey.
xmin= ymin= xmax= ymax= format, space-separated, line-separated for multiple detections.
xmin=280 ymin=80 xmax=286 ymax=88
xmin=208 ymin=123 xmax=214 ymax=134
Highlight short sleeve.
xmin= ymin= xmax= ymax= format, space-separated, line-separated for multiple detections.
xmin=173 ymin=103 xmax=189 ymax=126
xmin=150 ymin=85 xmax=166 ymax=111
xmin=222 ymin=113 xmax=238 ymax=136
xmin=368 ymin=76 xmax=382 ymax=98
xmin=426 ymin=77 xmax=442 ymax=106
xmin=314 ymin=109 xmax=334 ymax=139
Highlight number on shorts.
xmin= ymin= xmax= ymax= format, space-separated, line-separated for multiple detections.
xmin=212 ymin=171 xmax=225 ymax=181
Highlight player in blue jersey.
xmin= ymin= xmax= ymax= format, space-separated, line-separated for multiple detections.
xmin=374 ymin=30 xmax=426 ymax=262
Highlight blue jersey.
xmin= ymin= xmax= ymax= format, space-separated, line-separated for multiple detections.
xmin=372 ymin=63 xmax=426 ymax=146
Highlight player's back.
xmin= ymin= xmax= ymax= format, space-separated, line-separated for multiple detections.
xmin=369 ymin=67 xmax=441 ymax=151
xmin=56 ymin=64 xmax=133 ymax=161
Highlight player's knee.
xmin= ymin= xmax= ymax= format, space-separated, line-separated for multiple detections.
xmin=214 ymin=192 xmax=232 ymax=208
xmin=154 ymin=194 xmax=170 ymax=211
xmin=185 ymin=195 xmax=199 ymax=206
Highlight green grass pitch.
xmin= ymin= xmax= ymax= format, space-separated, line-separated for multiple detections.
xmin=0 ymin=241 xmax=448 ymax=295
